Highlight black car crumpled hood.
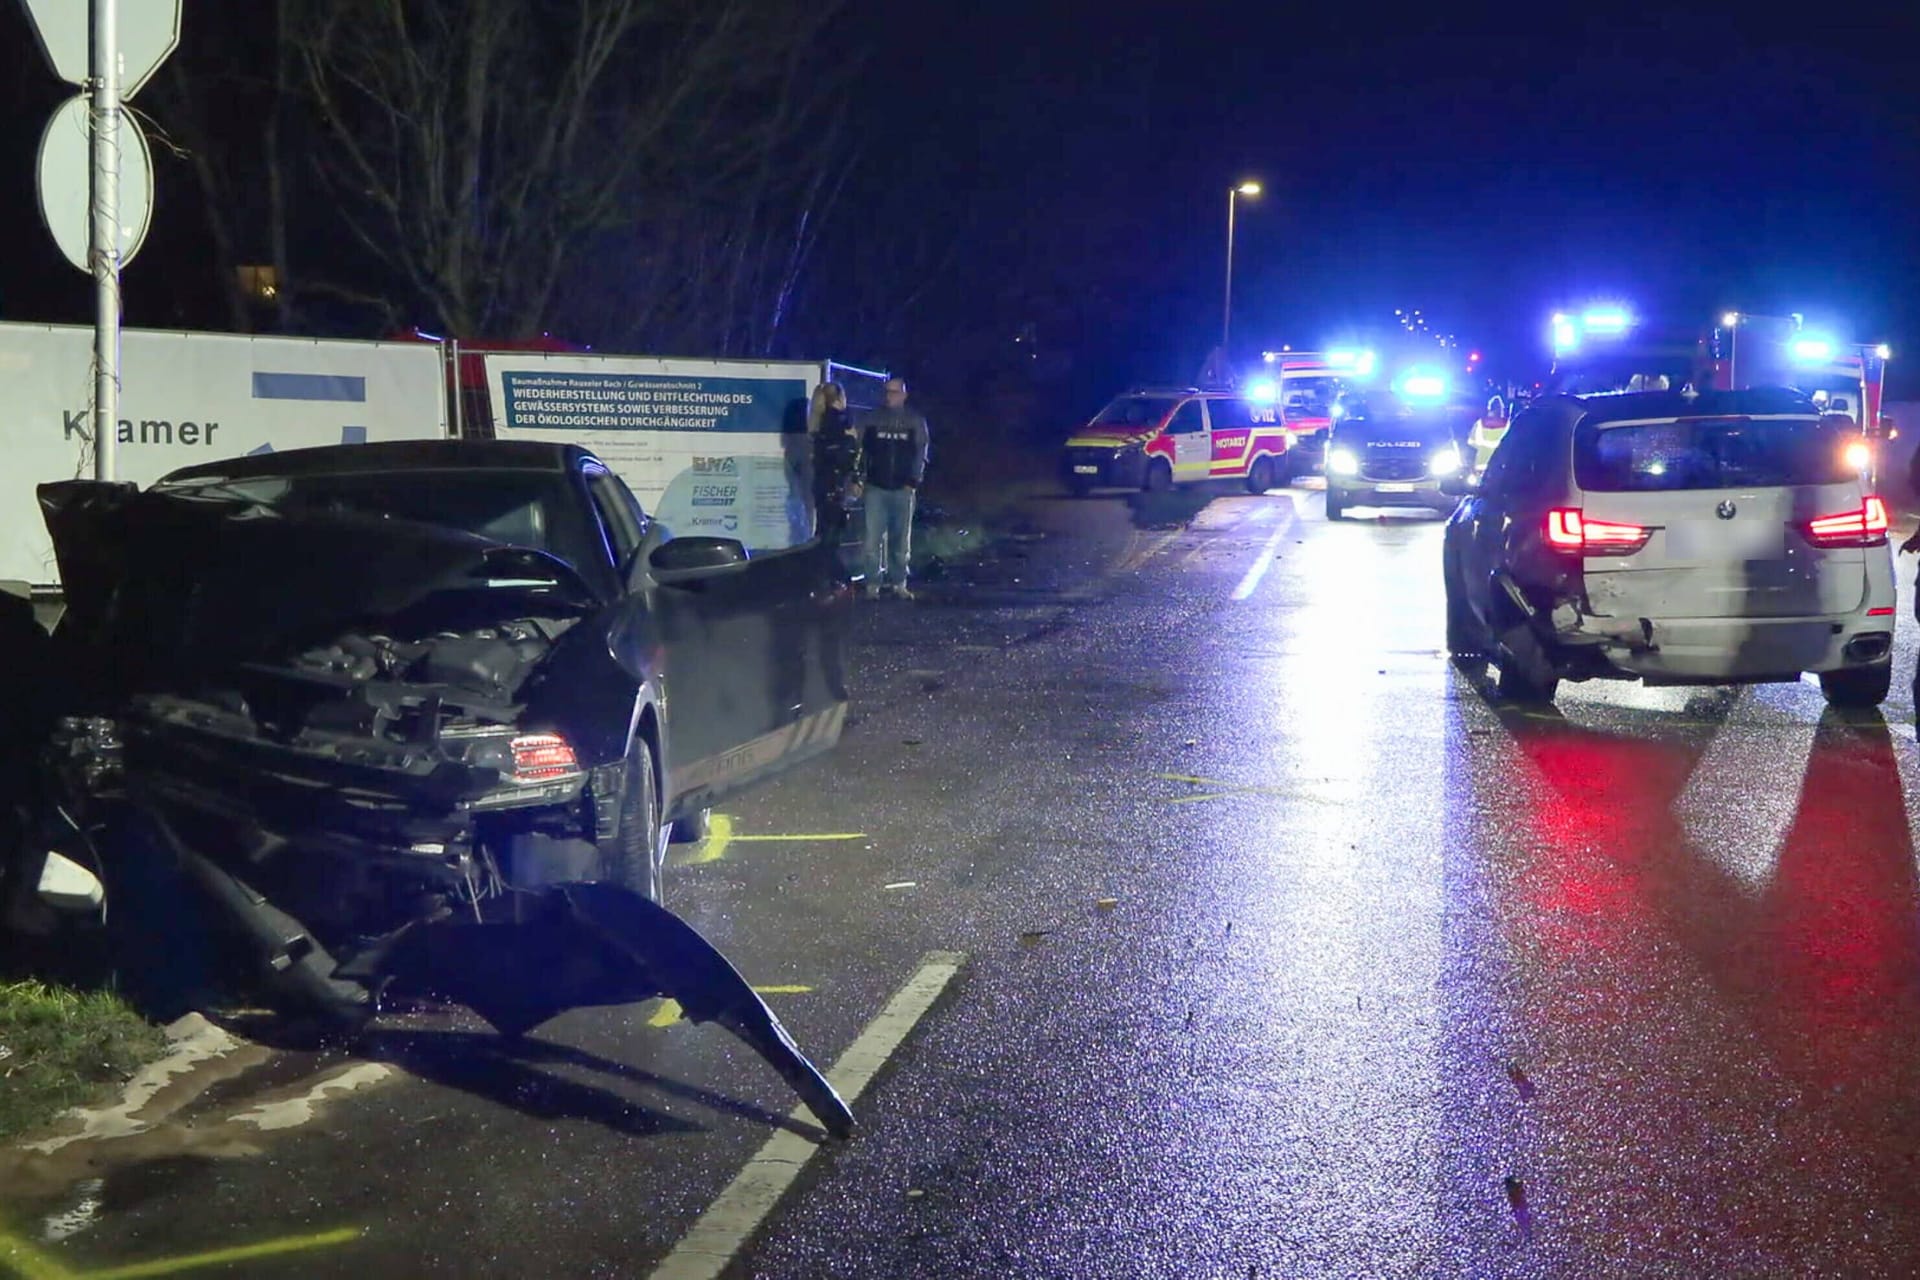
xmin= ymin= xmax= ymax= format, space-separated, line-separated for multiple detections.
xmin=39 ymin=479 xmax=603 ymax=695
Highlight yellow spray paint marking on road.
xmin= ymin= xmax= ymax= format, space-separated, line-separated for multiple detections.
xmin=649 ymin=986 xmax=815 ymax=1028
xmin=0 ymin=1221 xmax=362 ymax=1280
xmin=677 ymin=814 xmax=869 ymax=867
xmin=1155 ymin=773 xmax=1343 ymax=807
xmin=0 ymin=1224 xmax=69 ymax=1280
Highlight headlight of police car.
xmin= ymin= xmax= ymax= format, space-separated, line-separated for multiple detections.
xmin=1328 ymin=448 xmax=1360 ymax=477
xmin=1430 ymin=444 xmax=1462 ymax=478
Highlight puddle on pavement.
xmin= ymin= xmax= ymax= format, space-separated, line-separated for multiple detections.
xmin=0 ymin=1014 xmax=400 ymax=1240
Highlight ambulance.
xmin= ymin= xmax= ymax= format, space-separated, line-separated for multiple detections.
xmin=1249 ymin=349 xmax=1377 ymax=480
xmin=1061 ymin=386 xmax=1293 ymax=495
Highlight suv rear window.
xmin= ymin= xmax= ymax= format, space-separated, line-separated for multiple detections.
xmin=1575 ymin=415 xmax=1853 ymax=492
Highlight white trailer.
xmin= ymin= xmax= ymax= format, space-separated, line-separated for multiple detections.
xmin=0 ymin=323 xmax=450 ymax=587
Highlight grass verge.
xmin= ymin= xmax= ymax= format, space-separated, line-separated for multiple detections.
xmin=0 ymin=979 xmax=167 ymax=1141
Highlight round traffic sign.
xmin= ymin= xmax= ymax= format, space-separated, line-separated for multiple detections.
xmin=36 ymin=94 xmax=156 ymax=275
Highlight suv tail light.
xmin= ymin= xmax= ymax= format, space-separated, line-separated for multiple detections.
xmin=1802 ymin=497 xmax=1890 ymax=548
xmin=1545 ymin=508 xmax=1652 ymax=556
xmin=511 ymin=733 xmax=581 ymax=781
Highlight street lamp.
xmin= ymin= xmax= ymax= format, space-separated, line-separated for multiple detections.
xmin=1223 ymin=180 xmax=1262 ymax=352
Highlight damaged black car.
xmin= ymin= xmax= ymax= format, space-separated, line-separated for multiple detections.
xmin=8 ymin=440 xmax=856 ymax=1133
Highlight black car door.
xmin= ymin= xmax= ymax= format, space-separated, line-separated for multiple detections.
xmin=591 ymin=466 xmax=848 ymax=813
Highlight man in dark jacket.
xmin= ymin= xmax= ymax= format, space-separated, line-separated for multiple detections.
xmin=860 ymin=378 xmax=930 ymax=598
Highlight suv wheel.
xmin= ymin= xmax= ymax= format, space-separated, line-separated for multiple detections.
xmin=1445 ymin=563 xmax=1488 ymax=664
xmin=1819 ymin=663 xmax=1892 ymax=708
xmin=1495 ymin=628 xmax=1559 ymax=705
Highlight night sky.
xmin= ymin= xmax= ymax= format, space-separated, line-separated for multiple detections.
xmin=3 ymin=1 xmax=1917 ymax=399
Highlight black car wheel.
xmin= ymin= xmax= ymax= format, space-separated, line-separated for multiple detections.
xmin=1325 ymin=489 xmax=1347 ymax=521
xmin=597 ymin=734 xmax=664 ymax=902
xmin=1247 ymin=456 xmax=1276 ymax=494
xmin=1145 ymin=460 xmax=1173 ymax=493
xmin=1066 ymin=476 xmax=1094 ymax=498
xmin=1820 ymin=663 xmax=1892 ymax=708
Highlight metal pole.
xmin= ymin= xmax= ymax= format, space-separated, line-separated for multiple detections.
xmin=1222 ymin=188 xmax=1236 ymax=353
xmin=448 ymin=338 xmax=464 ymax=439
xmin=90 ymin=0 xmax=121 ymax=482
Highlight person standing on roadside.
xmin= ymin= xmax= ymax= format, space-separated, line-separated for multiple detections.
xmin=860 ymin=377 xmax=930 ymax=599
xmin=812 ymin=382 xmax=862 ymax=551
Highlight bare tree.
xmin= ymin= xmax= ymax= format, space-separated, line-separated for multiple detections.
xmin=148 ymin=0 xmax=302 ymax=332
xmin=288 ymin=0 xmax=848 ymax=345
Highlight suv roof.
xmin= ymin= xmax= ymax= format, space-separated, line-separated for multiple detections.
xmin=1568 ymin=387 xmax=1819 ymax=426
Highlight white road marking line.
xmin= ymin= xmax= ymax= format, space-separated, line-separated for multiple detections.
xmin=649 ymin=950 xmax=966 ymax=1280
xmin=1230 ymin=519 xmax=1296 ymax=601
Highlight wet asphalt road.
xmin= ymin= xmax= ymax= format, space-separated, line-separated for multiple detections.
xmin=11 ymin=480 xmax=1920 ymax=1278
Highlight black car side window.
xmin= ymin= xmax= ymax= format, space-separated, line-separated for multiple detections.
xmin=585 ymin=465 xmax=644 ymax=570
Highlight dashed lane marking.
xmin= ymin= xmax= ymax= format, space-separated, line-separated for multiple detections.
xmin=678 ymin=814 xmax=868 ymax=866
xmin=1230 ymin=518 xmax=1297 ymax=601
xmin=648 ymin=951 xmax=966 ymax=1280
xmin=648 ymin=986 xmax=815 ymax=1029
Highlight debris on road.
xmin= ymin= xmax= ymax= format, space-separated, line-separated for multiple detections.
xmin=1506 ymin=1062 xmax=1537 ymax=1101
xmin=1504 ymin=1175 xmax=1534 ymax=1239
xmin=1094 ymin=898 xmax=1118 ymax=912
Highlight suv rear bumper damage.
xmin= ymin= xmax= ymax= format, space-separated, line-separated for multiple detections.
xmin=1533 ymin=594 xmax=1894 ymax=683
xmin=1493 ymin=566 xmax=1895 ymax=685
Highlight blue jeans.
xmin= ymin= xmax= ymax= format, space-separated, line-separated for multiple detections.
xmin=862 ymin=485 xmax=916 ymax=587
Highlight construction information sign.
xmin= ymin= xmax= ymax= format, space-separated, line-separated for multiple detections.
xmin=485 ymin=354 xmax=818 ymax=551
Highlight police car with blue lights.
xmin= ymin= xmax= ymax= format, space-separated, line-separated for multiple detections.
xmin=1323 ymin=365 xmax=1469 ymax=520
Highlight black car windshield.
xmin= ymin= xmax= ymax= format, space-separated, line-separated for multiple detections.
xmin=1091 ymin=397 xmax=1176 ymax=427
xmin=1575 ymin=416 xmax=1852 ymax=492
xmin=159 ymin=468 xmax=602 ymax=572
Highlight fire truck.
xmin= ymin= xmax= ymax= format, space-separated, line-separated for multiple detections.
xmin=1543 ymin=307 xmax=1891 ymax=417
xmin=1706 ymin=313 xmax=1892 ymax=428
xmin=1539 ymin=305 xmax=1895 ymax=484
